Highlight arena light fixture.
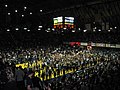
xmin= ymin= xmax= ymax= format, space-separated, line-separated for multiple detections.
xmin=38 ymin=28 xmax=41 ymax=31
xmin=78 ymin=28 xmax=81 ymax=30
xmin=110 ymin=27 xmax=112 ymax=30
xmin=83 ymin=30 xmax=87 ymax=32
xmin=47 ymin=30 xmax=50 ymax=32
xmin=47 ymin=28 xmax=51 ymax=30
xmin=22 ymin=15 xmax=24 ymax=17
xmin=40 ymin=10 xmax=42 ymax=12
xmin=30 ymin=12 xmax=32 ymax=15
xmin=15 ymin=10 xmax=18 ymax=12
xmin=72 ymin=30 xmax=75 ymax=32
xmin=24 ymin=28 xmax=27 ymax=30
xmin=98 ymin=29 xmax=101 ymax=32
xmin=39 ymin=26 xmax=42 ymax=28
xmin=16 ymin=28 xmax=19 ymax=31
xmin=93 ymin=29 xmax=96 ymax=32
xmin=46 ymin=31 xmax=49 ymax=32
xmin=108 ymin=29 xmax=111 ymax=32
xmin=7 ymin=29 xmax=10 ymax=32
xmin=8 ymin=13 xmax=10 ymax=15
xmin=52 ymin=28 xmax=55 ymax=31
xmin=24 ymin=7 xmax=27 ymax=9
xmin=5 ymin=5 xmax=8 ymax=7
xmin=63 ymin=28 xmax=67 ymax=30
xmin=45 ymin=30 xmax=49 ymax=32
xmin=115 ymin=27 xmax=117 ymax=29
xmin=27 ymin=30 xmax=30 ymax=32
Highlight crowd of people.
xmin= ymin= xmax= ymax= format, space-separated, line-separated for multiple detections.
xmin=0 ymin=45 xmax=120 ymax=90
xmin=0 ymin=31 xmax=120 ymax=49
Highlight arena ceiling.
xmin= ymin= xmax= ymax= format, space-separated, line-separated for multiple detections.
xmin=0 ymin=0 xmax=120 ymax=31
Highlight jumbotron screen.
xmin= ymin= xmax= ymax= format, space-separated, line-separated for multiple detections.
xmin=65 ymin=17 xmax=74 ymax=29
xmin=53 ymin=16 xmax=63 ymax=29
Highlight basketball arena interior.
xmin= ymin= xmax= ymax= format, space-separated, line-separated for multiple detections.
xmin=0 ymin=0 xmax=120 ymax=90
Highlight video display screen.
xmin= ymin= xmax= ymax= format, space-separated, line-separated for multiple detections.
xmin=53 ymin=16 xmax=63 ymax=29
xmin=53 ymin=16 xmax=74 ymax=29
xmin=65 ymin=17 xmax=74 ymax=25
xmin=65 ymin=17 xmax=74 ymax=29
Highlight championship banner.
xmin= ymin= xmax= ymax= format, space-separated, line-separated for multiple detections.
xmin=70 ymin=42 xmax=81 ymax=46
xmin=91 ymin=42 xmax=96 ymax=46
xmin=110 ymin=44 xmax=116 ymax=48
xmin=81 ymin=42 xmax=87 ymax=46
xmin=116 ymin=44 xmax=120 ymax=48
xmin=96 ymin=43 xmax=105 ymax=47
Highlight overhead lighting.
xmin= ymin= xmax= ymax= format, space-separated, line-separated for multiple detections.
xmin=7 ymin=29 xmax=10 ymax=32
xmin=22 ymin=15 xmax=24 ymax=17
xmin=24 ymin=7 xmax=27 ymax=9
xmin=95 ymin=27 xmax=97 ymax=29
xmin=46 ymin=30 xmax=50 ymax=32
xmin=72 ymin=30 xmax=75 ymax=32
xmin=27 ymin=30 xmax=30 ymax=32
xmin=110 ymin=27 xmax=112 ymax=30
xmin=8 ymin=13 xmax=10 ymax=15
xmin=5 ymin=5 xmax=8 ymax=7
xmin=108 ymin=30 xmax=111 ymax=32
xmin=38 ymin=28 xmax=41 ymax=31
xmin=24 ymin=7 xmax=27 ymax=10
xmin=83 ymin=30 xmax=87 ymax=32
xmin=98 ymin=29 xmax=101 ymax=32
xmin=30 ymin=12 xmax=32 ymax=15
xmin=39 ymin=26 xmax=42 ymax=28
xmin=24 ymin=28 xmax=27 ymax=30
xmin=63 ymin=28 xmax=67 ymax=30
xmin=78 ymin=28 xmax=81 ymax=30
xmin=40 ymin=10 xmax=42 ymax=12
xmin=115 ymin=27 xmax=117 ymax=29
xmin=16 ymin=28 xmax=19 ymax=31
xmin=93 ymin=29 xmax=96 ymax=32
xmin=15 ymin=10 xmax=18 ymax=12
xmin=48 ymin=28 xmax=50 ymax=30
xmin=52 ymin=28 xmax=55 ymax=31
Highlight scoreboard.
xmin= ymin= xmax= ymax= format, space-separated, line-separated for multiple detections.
xmin=53 ymin=16 xmax=74 ymax=29
xmin=65 ymin=17 xmax=74 ymax=29
xmin=53 ymin=16 xmax=63 ymax=29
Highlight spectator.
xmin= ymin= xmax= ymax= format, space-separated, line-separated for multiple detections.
xmin=26 ymin=70 xmax=34 ymax=90
xmin=15 ymin=66 xmax=25 ymax=90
